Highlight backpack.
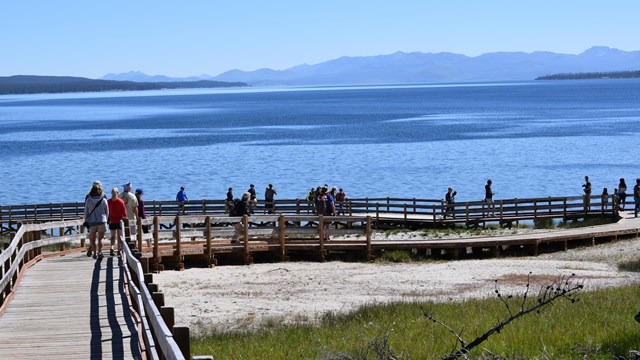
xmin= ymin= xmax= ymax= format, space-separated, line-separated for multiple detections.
xmin=231 ymin=198 xmax=246 ymax=216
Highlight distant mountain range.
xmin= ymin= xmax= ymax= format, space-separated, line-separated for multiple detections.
xmin=102 ymin=46 xmax=640 ymax=86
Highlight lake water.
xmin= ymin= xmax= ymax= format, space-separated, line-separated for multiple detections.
xmin=1 ymin=80 xmax=640 ymax=206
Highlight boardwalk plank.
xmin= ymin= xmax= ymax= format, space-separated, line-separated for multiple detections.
xmin=0 ymin=253 xmax=142 ymax=359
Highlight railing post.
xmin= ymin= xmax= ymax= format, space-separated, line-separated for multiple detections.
xmin=413 ymin=198 xmax=416 ymax=213
xmin=365 ymin=198 xmax=369 ymax=212
xmin=366 ymin=216 xmax=372 ymax=261
xmin=534 ymin=200 xmax=538 ymax=220
xmin=432 ymin=204 xmax=436 ymax=222
xmin=59 ymin=226 xmax=65 ymax=251
xmin=318 ymin=215 xmax=325 ymax=261
xmin=174 ymin=215 xmax=182 ymax=256
xmin=386 ymin=197 xmax=390 ymax=212
xmin=403 ymin=204 xmax=407 ymax=226
xmin=243 ymin=215 xmax=250 ymax=264
xmin=137 ymin=215 xmax=143 ymax=251
xmin=376 ymin=203 xmax=380 ymax=223
xmin=205 ymin=216 xmax=212 ymax=257
xmin=173 ymin=326 xmax=191 ymax=360
xmin=279 ymin=215 xmax=286 ymax=260
xmin=563 ymin=198 xmax=567 ymax=221
xmin=160 ymin=306 xmax=175 ymax=331
xmin=465 ymin=203 xmax=469 ymax=224
xmin=153 ymin=216 xmax=159 ymax=269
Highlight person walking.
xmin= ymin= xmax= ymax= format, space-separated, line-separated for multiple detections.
xmin=306 ymin=187 xmax=315 ymax=214
xmin=618 ymin=178 xmax=627 ymax=210
xmin=120 ymin=182 xmax=139 ymax=236
xmin=484 ymin=180 xmax=495 ymax=216
xmin=247 ymin=184 xmax=257 ymax=214
xmin=225 ymin=187 xmax=233 ymax=214
xmin=634 ymin=179 xmax=640 ymax=218
xmin=107 ymin=187 xmax=127 ymax=256
xmin=232 ymin=192 xmax=251 ymax=243
xmin=135 ymin=188 xmax=148 ymax=235
xmin=444 ymin=187 xmax=457 ymax=219
xmin=582 ymin=176 xmax=592 ymax=211
xmin=317 ymin=187 xmax=336 ymax=241
xmin=84 ymin=183 xmax=109 ymax=259
xmin=336 ymin=188 xmax=347 ymax=215
xmin=176 ymin=186 xmax=188 ymax=214
xmin=264 ymin=184 xmax=277 ymax=214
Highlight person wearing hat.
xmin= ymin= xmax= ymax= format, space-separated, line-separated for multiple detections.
xmin=135 ymin=188 xmax=148 ymax=236
xmin=120 ymin=182 xmax=139 ymax=236
xmin=176 ymin=186 xmax=188 ymax=214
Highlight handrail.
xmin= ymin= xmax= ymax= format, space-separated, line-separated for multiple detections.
xmin=121 ymin=222 xmax=185 ymax=360
xmin=1 ymin=194 xmax=616 ymax=220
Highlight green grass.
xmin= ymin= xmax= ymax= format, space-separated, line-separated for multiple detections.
xmin=191 ymin=285 xmax=640 ymax=359
xmin=378 ymin=250 xmax=416 ymax=263
xmin=619 ymin=259 xmax=640 ymax=272
xmin=558 ymin=217 xmax=617 ymax=229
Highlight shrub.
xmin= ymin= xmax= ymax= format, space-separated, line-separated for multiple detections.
xmin=379 ymin=250 xmax=413 ymax=263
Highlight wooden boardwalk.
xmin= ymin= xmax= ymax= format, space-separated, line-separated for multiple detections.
xmin=368 ymin=210 xmax=640 ymax=257
xmin=0 ymin=252 xmax=142 ymax=359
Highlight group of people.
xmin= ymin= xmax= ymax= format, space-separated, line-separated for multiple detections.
xmin=306 ymin=186 xmax=347 ymax=216
xmin=83 ymin=180 xmax=146 ymax=259
xmin=443 ymin=179 xmax=494 ymax=218
xmin=442 ymin=176 xmax=640 ymax=220
xmin=225 ymin=183 xmax=278 ymax=216
xmin=594 ymin=177 xmax=640 ymax=217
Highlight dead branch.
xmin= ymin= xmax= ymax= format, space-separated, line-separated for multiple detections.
xmin=428 ymin=274 xmax=583 ymax=360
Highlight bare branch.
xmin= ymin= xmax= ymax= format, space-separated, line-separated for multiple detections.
xmin=423 ymin=309 xmax=467 ymax=350
xmin=427 ymin=274 xmax=584 ymax=360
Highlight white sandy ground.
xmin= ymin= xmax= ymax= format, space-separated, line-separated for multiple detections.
xmin=155 ymin=232 xmax=640 ymax=336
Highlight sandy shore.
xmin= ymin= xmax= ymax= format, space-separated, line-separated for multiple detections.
xmin=155 ymin=233 xmax=640 ymax=336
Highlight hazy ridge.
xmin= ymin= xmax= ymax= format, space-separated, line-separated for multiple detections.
xmin=103 ymin=46 xmax=640 ymax=86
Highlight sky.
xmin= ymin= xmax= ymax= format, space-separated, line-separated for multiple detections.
xmin=1 ymin=1 xmax=639 ymax=79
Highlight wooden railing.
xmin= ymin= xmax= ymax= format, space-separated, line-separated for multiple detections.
xmin=0 ymin=219 xmax=188 ymax=360
xmin=130 ymin=214 xmax=373 ymax=270
xmin=1 ymin=195 xmax=617 ymax=235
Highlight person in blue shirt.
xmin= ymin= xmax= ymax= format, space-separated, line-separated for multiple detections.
xmin=176 ymin=186 xmax=188 ymax=214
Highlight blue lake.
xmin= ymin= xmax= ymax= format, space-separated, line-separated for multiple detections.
xmin=1 ymin=80 xmax=640 ymax=205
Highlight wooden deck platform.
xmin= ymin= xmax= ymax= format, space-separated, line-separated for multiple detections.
xmin=0 ymin=253 xmax=142 ymax=359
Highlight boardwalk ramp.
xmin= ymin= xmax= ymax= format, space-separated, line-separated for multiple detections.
xmin=0 ymin=253 xmax=142 ymax=359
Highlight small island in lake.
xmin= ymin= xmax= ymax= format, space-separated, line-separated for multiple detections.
xmin=536 ymin=70 xmax=640 ymax=80
xmin=0 ymin=75 xmax=248 ymax=95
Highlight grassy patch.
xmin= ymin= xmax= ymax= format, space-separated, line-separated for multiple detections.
xmin=191 ymin=285 xmax=640 ymax=359
xmin=619 ymin=259 xmax=640 ymax=272
xmin=378 ymin=250 xmax=415 ymax=263
xmin=559 ymin=217 xmax=617 ymax=229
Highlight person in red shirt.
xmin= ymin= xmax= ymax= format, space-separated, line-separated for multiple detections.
xmin=108 ymin=187 xmax=127 ymax=256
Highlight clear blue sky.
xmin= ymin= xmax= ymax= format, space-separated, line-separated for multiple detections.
xmin=1 ymin=1 xmax=638 ymax=78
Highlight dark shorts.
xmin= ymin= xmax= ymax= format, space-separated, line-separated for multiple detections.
xmin=109 ymin=223 xmax=122 ymax=230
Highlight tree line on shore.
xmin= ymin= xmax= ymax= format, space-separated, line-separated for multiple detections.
xmin=536 ymin=69 xmax=640 ymax=80
xmin=0 ymin=75 xmax=248 ymax=95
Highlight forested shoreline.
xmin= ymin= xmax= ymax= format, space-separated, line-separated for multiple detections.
xmin=536 ymin=70 xmax=640 ymax=80
xmin=0 ymin=75 xmax=247 ymax=95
